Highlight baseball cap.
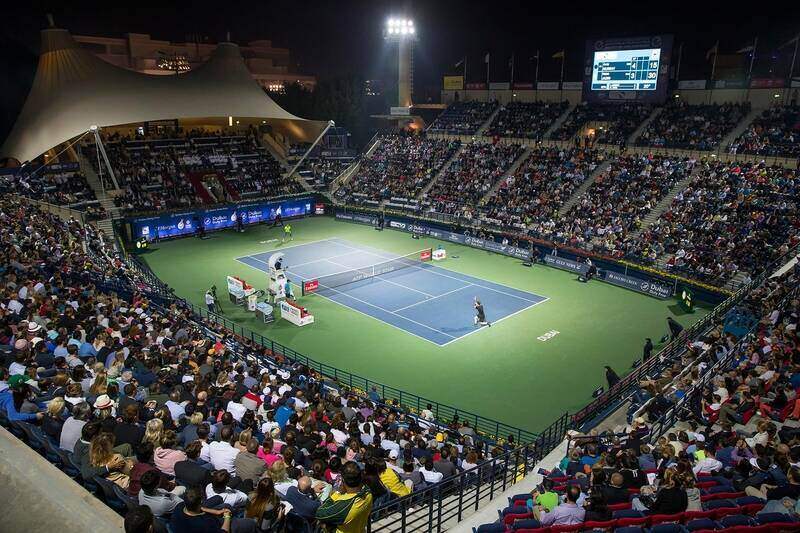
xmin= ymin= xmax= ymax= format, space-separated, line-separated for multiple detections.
xmin=7 ymin=374 xmax=27 ymax=390
xmin=388 ymin=449 xmax=399 ymax=459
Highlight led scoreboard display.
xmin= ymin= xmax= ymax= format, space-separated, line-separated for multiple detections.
xmin=592 ymin=48 xmax=660 ymax=91
xmin=583 ymin=35 xmax=673 ymax=104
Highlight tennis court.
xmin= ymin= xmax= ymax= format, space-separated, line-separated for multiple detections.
xmin=236 ymin=237 xmax=548 ymax=345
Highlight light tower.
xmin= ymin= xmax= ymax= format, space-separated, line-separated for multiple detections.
xmin=384 ymin=18 xmax=416 ymax=109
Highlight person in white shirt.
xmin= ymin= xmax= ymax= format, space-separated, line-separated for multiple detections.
xmin=164 ymin=391 xmax=185 ymax=423
xmin=386 ymin=450 xmax=404 ymax=474
xmin=420 ymin=459 xmax=444 ymax=483
xmin=693 ymin=455 xmax=723 ymax=475
xmin=420 ymin=404 xmax=435 ymax=421
xmin=205 ymin=470 xmax=248 ymax=508
xmin=208 ymin=427 xmax=240 ymax=474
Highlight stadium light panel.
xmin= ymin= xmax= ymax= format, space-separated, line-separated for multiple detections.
xmin=409 ymin=27 xmax=415 ymax=34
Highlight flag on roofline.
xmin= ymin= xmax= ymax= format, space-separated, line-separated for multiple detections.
xmin=552 ymin=50 xmax=564 ymax=59
xmin=706 ymin=41 xmax=719 ymax=60
xmin=484 ymin=52 xmax=490 ymax=63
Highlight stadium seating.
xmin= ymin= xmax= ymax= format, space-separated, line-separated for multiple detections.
xmin=83 ymin=128 xmax=301 ymax=213
xmin=428 ymin=101 xmax=499 ymax=135
xmin=473 ymin=263 xmax=800 ymax=533
xmin=631 ymin=160 xmax=800 ymax=283
xmin=549 ymin=154 xmax=694 ymax=254
xmin=422 ymin=141 xmax=525 ymax=217
xmin=479 ymin=147 xmax=604 ymax=233
xmin=486 ymin=101 xmax=570 ymax=140
xmin=336 ymin=133 xmax=460 ymax=204
xmin=0 ymin=195 xmax=531 ymax=528
xmin=549 ymin=103 xmax=653 ymax=145
xmin=636 ymin=102 xmax=751 ymax=150
xmin=728 ymin=105 xmax=800 ymax=158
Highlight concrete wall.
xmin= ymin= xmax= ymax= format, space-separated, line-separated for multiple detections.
xmin=0 ymin=426 xmax=124 ymax=532
xmin=441 ymin=87 xmax=800 ymax=109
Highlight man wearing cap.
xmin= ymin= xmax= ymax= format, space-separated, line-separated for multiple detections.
xmin=0 ymin=376 xmax=43 ymax=422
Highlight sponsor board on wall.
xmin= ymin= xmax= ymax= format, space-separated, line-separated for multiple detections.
xmin=131 ymin=197 xmax=313 ymax=240
xmin=335 ymin=211 xmax=674 ymax=299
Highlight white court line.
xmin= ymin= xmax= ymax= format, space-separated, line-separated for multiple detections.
xmin=331 ymin=239 xmax=543 ymax=304
xmin=392 ymin=284 xmax=474 ymax=313
xmin=233 ymin=255 xmax=449 ymax=345
xmin=289 ymin=250 xmax=363 ymax=270
xmin=323 ymin=257 xmax=436 ymax=298
xmin=235 ymin=237 xmax=344 ymax=262
xmin=440 ymin=296 xmax=551 ymax=347
xmin=318 ymin=285 xmax=457 ymax=339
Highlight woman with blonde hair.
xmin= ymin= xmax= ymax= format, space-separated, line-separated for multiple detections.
xmin=89 ymin=433 xmax=132 ymax=489
xmin=268 ymin=460 xmax=297 ymax=497
xmin=43 ymin=397 xmax=67 ymax=441
xmin=107 ymin=352 xmax=126 ymax=378
xmin=236 ymin=428 xmax=252 ymax=452
xmin=143 ymin=418 xmax=164 ymax=447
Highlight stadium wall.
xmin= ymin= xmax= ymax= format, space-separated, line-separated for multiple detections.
xmin=441 ymin=87 xmax=798 ymax=108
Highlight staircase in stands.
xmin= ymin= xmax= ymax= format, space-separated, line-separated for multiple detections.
xmin=719 ymin=106 xmax=761 ymax=152
xmin=475 ymin=105 xmax=502 ymax=136
xmin=542 ymin=103 xmax=576 ymax=139
xmin=627 ymin=107 xmax=663 ymax=145
xmin=415 ymin=143 xmax=466 ymax=200
xmin=76 ymin=150 xmax=123 ymax=243
xmin=479 ymin=146 xmax=531 ymax=204
xmin=629 ymin=163 xmax=702 ymax=238
xmin=556 ymin=157 xmax=613 ymax=216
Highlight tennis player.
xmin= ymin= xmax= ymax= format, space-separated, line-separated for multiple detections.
xmin=283 ymin=223 xmax=293 ymax=243
xmin=474 ymin=297 xmax=491 ymax=327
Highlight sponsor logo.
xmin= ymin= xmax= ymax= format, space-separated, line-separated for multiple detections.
xmin=141 ymin=226 xmax=150 ymax=236
xmin=537 ymin=330 xmax=560 ymax=342
xmin=177 ymin=219 xmax=185 ymax=230
xmin=389 ymin=221 xmax=406 ymax=229
xmin=303 ymin=279 xmax=319 ymax=293
xmin=230 ymin=212 xmax=238 ymax=222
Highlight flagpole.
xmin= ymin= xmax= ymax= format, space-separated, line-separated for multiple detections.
xmin=486 ymin=53 xmax=490 ymax=101
xmin=746 ymin=36 xmax=758 ymax=99
xmin=560 ymin=52 xmax=566 ymax=102
xmin=789 ymin=36 xmax=799 ymax=104
xmin=510 ymin=53 xmax=515 ymax=88
xmin=534 ymin=50 xmax=540 ymax=100
xmin=709 ymin=44 xmax=718 ymax=104
xmin=675 ymin=42 xmax=683 ymax=83
xmin=463 ymin=55 xmax=467 ymax=86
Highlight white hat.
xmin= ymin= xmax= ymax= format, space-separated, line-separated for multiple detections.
xmin=388 ymin=450 xmax=399 ymax=459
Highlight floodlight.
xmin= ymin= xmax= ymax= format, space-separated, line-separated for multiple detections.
xmin=409 ymin=27 xmax=415 ymax=34
xmin=401 ymin=27 xmax=408 ymax=35
xmin=89 ymin=125 xmax=98 ymax=131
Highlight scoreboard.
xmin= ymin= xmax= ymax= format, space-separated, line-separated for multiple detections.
xmin=591 ymin=48 xmax=661 ymax=91
xmin=583 ymin=35 xmax=673 ymax=104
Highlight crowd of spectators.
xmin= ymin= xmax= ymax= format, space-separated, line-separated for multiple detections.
xmin=0 ymin=163 xmax=106 ymax=219
xmin=0 ymin=197 xmax=516 ymax=533
xmin=422 ymin=141 xmax=525 ymax=217
xmin=728 ymin=106 xmax=800 ymax=158
xmin=337 ymin=133 xmax=460 ymax=203
xmin=479 ymin=148 xmax=604 ymax=233
xmin=549 ymin=103 xmax=653 ymax=146
xmin=428 ymin=101 xmax=499 ymax=135
xmin=630 ymin=160 xmax=800 ymax=283
xmin=547 ymin=155 xmax=695 ymax=254
xmin=485 ymin=101 xmax=569 ymax=140
xmin=84 ymin=128 xmax=299 ymax=214
xmin=637 ymin=102 xmax=751 ymax=151
xmin=477 ymin=265 xmax=800 ymax=532
xmin=298 ymin=157 xmax=353 ymax=190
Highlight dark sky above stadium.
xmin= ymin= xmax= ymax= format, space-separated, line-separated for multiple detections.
xmin=2 ymin=2 xmax=799 ymax=102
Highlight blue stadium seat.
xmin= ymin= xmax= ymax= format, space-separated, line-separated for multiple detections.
xmin=718 ymin=514 xmax=755 ymax=527
xmin=685 ymin=518 xmax=719 ymax=531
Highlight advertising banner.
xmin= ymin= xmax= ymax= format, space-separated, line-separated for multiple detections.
xmin=537 ymin=82 xmax=559 ymax=90
xmin=678 ymin=80 xmax=707 ymax=89
xmin=335 ymin=211 xmax=674 ymax=299
xmin=489 ymin=82 xmax=510 ymax=90
xmin=131 ymin=197 xmax=313 ymax=240
xmin=443 ymin=76 xmax=465 ymax=90
xmin=750 ymin=78 xmax=785 ymax=89
xmin=562 ymin=81 xmax=583 ymax=90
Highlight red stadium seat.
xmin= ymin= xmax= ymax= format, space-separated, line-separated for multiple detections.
xmin=649 ymin=512 xmax=684 ymax=525
xmin=549 ymin=525 xmax=584 ymax=532
xmin=503 ymin=512 xmax=534 ymax=526
xmin=580 ymin=519 xmax=615 ymax=530
xmin=608 ymin=502 xmax=633 ymax=511
xmin=615 ymin=516 xmax=648 ymax=527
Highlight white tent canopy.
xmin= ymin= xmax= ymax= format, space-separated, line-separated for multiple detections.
xmin=1 ymin=28 xmax=326 ymax=163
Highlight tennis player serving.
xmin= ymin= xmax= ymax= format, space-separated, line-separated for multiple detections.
xmin=474 ymin=297 xmax=491 ymax=327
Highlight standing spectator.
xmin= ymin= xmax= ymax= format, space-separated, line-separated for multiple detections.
xmin=316 ymin=461 xmax=373 ymax=533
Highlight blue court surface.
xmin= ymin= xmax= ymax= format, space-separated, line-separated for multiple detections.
xmin=236 ymin=238 xmax=548 ymax=346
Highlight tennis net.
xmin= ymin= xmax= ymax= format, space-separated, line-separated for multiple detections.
xmin=302 ymin=248 xmax=433 ymax=295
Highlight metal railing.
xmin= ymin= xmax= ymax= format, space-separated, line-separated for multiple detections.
xmin=646 ymin=278 xmax=800 ymax=442
xmin=367 ymin=412 xmax=571 ymax=533
xmin=571 ymin=241 xmax=800 ymax=430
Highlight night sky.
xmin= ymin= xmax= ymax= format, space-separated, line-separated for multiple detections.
xmin=1 ymin=2 xmax=798 ymax=141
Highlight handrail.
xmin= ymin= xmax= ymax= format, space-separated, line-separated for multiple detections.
xmin=366 ymin=411 xmax=572 ymax=532
xmin=646 ymin=278 xmax=800 ymax=443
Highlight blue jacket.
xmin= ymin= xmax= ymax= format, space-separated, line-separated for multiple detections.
xmin=0 ymin=390 xmax=39 ymax=422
